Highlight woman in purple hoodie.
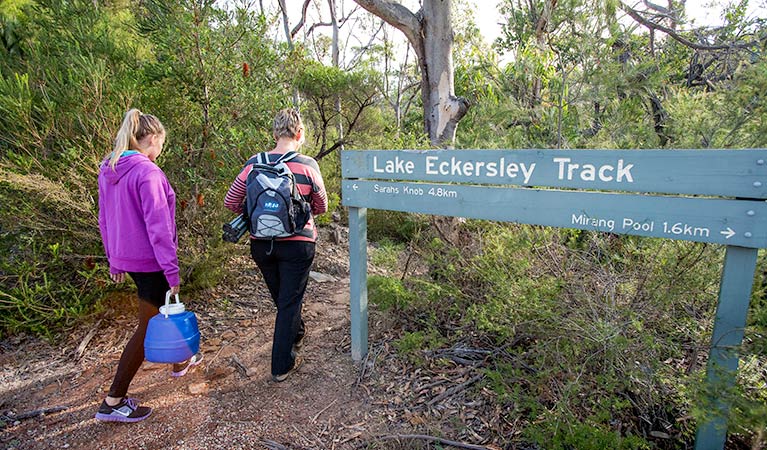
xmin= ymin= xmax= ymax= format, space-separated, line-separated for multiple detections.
xmin=95 ymin=109 xmax=202 ymax=423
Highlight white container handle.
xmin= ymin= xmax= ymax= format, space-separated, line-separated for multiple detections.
xmin=161 ymin=291 xmax=185 ymax=318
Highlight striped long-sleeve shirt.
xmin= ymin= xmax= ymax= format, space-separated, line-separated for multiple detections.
xmin=224 ymin=151 xmax=328 ymax=242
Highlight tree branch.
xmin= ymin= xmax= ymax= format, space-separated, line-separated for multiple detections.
xmin=315 ymin=139 xmax=346 ymax=160
xmin=290 ymin=0 xmax=313 ymax=39
xmin=346 ymin=19 xmax=385 ymax=70
xmin=352 ymin=0 xmax=423 ymax=57
xmin=314 ymin=91 xmax=375 ymax=160
xmin=642 ymin=0 xmax=670 ymax=15
xmin=622 ymin=4 xmax=766 ymax=51
xmin=426 ymin=374 xmax=484 ymax=406
xmin=306 ymin=21 xmax=333 ymax=37
xmin=338 ymin=5 xmax=361 ymax=28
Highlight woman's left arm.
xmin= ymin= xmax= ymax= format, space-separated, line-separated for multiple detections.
xmin=307 ymin=162 xmax=328 ymax=216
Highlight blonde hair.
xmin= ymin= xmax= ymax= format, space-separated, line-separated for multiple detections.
xmin=110 ymin=108 xmax=165 ymax=169
xmin=273 ymin=108 xmax=303 ymax=141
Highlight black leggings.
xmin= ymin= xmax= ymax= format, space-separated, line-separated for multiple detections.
xmin=107 ymin=272 xmax=168 ymax=398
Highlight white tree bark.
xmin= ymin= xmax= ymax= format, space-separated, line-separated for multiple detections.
xmin=278 ymin=0 xmax=311 ymax=107
xmin=329 ymin=0 xmax=345 ymax=149
xmin=353 ymin=0 xmax=469 ymax=147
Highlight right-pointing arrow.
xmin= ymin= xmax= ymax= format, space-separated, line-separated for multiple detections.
xmin=720 ymin=227 xmax=735 ymax=239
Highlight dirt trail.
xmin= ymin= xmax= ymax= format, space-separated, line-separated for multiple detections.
xmin=0 ymin=231 xmax=394 ymax=450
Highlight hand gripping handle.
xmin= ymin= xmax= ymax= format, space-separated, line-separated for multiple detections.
xmin=163 ymin=291 xmax=182 ymax=318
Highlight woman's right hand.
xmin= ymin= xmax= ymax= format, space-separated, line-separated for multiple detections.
xmin=169 ymin=285 xmax=180 ymax=295
xmin=110 ymin=273 xmax=126 ymax=283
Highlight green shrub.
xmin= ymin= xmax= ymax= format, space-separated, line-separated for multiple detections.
xmin=0 ymin=168 xmax=105 ymax=337
xmin=368 ymin=275 xmax=415 ymax=311
xmin=370 ymin=219 xmax=766 ymax=445
xmin=394 ymin=330 xmax=446 ymax=365
xmin=368 ymin=211 xmax=427 ymax=242
xmin=0 ymin=0 xmax=148 ymax=336
xmin=370 ymin=239 xmax=405 ymax=273
xmin=526 ymin=417 xmax=651 ymax=450
xmin=0 ymin=0 xmax=292 ymax=338
xmin=0 ymin=234 xmax=104 ymax=338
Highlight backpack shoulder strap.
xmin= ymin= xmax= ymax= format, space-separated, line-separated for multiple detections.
xmin=276 ymin=151 xmax=299 ymax=164
xmin=248 ymin=151 xmax=298 ymax=167
xmin=244 ymin=152 xmax=264 ymax=167
xmin=280 ymin=152 xmax=314 ymax=196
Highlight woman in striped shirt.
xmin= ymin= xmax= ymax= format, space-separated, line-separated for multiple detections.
xmin=224 ymin=108 xmax=327 ymax=381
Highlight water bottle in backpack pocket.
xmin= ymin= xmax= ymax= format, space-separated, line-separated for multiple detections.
xmin=245 ymin=151 xmax=311 ymax=239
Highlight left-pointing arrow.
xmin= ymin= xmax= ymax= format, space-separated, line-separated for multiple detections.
xmin=353 ymin=184 xmax=358 ymax=191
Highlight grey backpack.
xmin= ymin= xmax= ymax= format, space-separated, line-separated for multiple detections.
xmin=244 ymin=152 xmax=311 ymax=239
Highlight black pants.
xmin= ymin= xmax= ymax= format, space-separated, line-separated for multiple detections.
xmin=250 ymin=239 xmax=315 ymax=375
xmin=108 ymin=271 xmax=168 ymax=398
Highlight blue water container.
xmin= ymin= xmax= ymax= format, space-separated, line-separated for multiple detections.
xmin=144 ymin=292 xmax=200 ymax=363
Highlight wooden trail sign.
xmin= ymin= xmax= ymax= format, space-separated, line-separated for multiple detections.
xmin=341 ymin=149 xmax=767 ymax=450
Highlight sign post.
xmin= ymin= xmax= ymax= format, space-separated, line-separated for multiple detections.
xmin=348 ymin=206 xmax=369 ymax=361
xmin=341 ymin=149 xmax=767 ymax=449
xmin=694 ymin=245 xmax=758 ymax=449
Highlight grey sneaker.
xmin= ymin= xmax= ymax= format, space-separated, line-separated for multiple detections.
xmin=94 ymin=398 xmax=151 ymax=423
xmin=272 ymin=356 xmax=303 ymax=382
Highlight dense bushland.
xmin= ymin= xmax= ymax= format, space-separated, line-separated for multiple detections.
xmin=0 ymin=0 xmax=363 ymax=335
xmin=368 ymin=223 xmax=767 ymax=448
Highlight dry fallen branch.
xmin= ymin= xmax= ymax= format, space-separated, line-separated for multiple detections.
xmin=230 ymin=299 xmax=261 ymax=308
xmin=311 ymin=398 xmax=338 ymax=423
xmin=415 ymin=376 xmax=452 ymax=394
xmin=259 ymin=439 xmax=288 ymax=450
xmin=426 ymin=374 xmax=484 ymax=407
xmin=355 ymin=340 xmax=388 ymax=386
xmin=230 ymin=354 xmax=248 ymax=376
xmin=75 ymin=320 xmax=102 ymax=360
xmin=426 ymin=344 xmax=491 ymax=366
xmin=1 ymin=405 xmax=68 ymax=426
xmin=356 ymin=433 xmax=492 ymax=450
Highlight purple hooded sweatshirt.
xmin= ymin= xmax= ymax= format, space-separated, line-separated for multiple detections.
xmin=98 ymin=153 xmax=179 ymax=287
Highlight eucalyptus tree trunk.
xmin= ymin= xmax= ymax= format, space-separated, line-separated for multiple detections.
xmin=381 ymin=26 xmax=409 ymax=134
xmin=277 ymin=0 xmax=301 ymax=107
xmin=530 ymin=0 xmax=557 ymax=107
xmin=329 ymin=0 xmax=344 ymax=150
xmin=192 ymin=2 xmax=211 ymax=148
xmin=353 ymin=0 xmax=469 ymax=148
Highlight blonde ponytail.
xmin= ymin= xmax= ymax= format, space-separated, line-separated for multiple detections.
xmin=110 ymin=109 xmax=141 ymax=169
xmin=109 ymin=109 xmax=165 ymax=169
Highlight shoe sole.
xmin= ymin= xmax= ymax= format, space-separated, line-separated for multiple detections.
xmin=272 ymin=358 xmax=302 ymax=382
xmin=95 ymin=410 xmax=152 ymax=423
xmin=171 ymin=353 xmax=204 ymax=378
